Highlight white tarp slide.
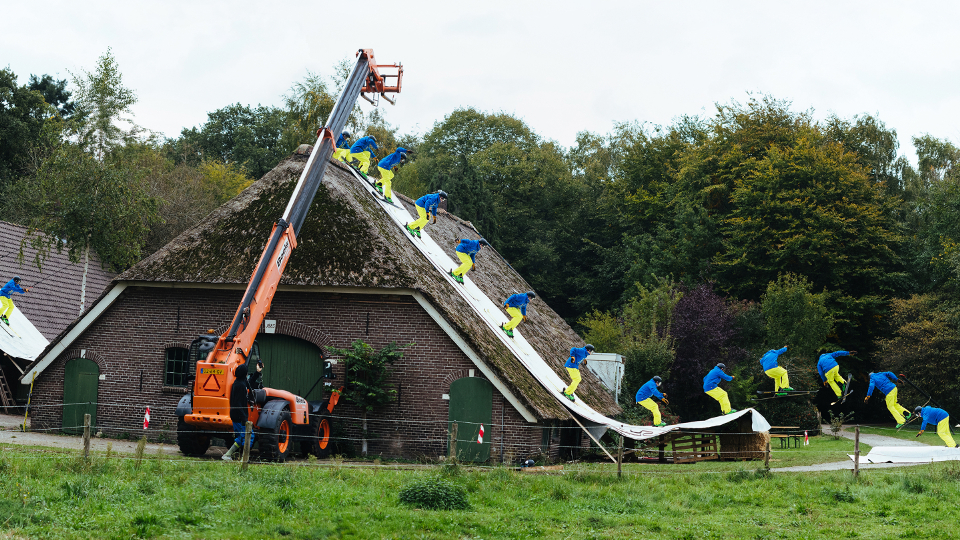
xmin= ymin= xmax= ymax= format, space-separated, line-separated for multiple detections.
xmin=849 ymin=446 xmax=960 ymax=464
xmin=346 ymin=168 xmax=772 ymax=441
xmin=0 ymin=306 xmax=50 ymax=361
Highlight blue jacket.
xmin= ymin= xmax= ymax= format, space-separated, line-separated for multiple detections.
xmin=336 ymin=133 xmax=350 ymax=149
xmin=416 ymin=193 xmax=443 ymax=215
xmin=866 ymin=372 xmax=898 ymax=397
xmin=703 ymin=366 xmax=733 ymax=392
xmin=760 ymin=347 xmax=787 ymax=371
xmin=0 ymin=279 xmax=25 ymax=298
xmin=503 ymin=293 xmax=530 ymax=316
xmin=816 ymin=351 xmax=850 ymax=381
xmin=377 ymin=147 xmax=408 ymax=170
xmin=455 ymin=239 xmax=483 ymax=262
xmin=349 ymin=136 xmax=378 ymax=154
xmin=635 ymin=379 xmax=664 ymax=402
xmin=565 ymin=347 xmax=590 ymax=369
xmin=919 ymin=406 xmax=950 ymax=431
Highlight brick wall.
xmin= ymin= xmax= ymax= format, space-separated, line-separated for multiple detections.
xmin=30 ymin=286 xmax=559 ymax=462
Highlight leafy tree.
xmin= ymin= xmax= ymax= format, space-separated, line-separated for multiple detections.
xmin=327 ymin=340 xmax=406 ymax=457
xmin=70 ymin=48 xmax=140 ymax=158
xmin=280 ymin=64 xmax=367 ymax=152
xmin=0 ymin=68 xmax=52 ymax=189
xmin=27 ymin=74 xmax=75 ymax=118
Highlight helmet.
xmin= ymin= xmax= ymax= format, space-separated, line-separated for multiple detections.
xmin=653 ymin=376 xmax=662 ymax=384
xmin=526 ymin=291 xmax=536 ymax=299
xmin=342 ymin=130 xmax=351 ymax=138
xmin=915 ymin=406 xmax=923 ymax=415
xmin=437 ymin=190 xmax=448 ymax=199
xmin=585 ymin=344 xmax=595 ymax=352
xmin=716 ymin=363 xmax=726 ymax=370
xmin=13 ymin=276 xmax=20 ymax=284
xmin=479 ymin=238 xmax=489 ymax=246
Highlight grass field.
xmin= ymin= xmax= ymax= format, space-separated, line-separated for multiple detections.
xmin=857 ymin=424 xmax=959 ymax=447
xmin=2 ymin=436 xmax=957 ymax=540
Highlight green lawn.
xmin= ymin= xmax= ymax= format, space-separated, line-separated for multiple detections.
xmin=4 ymin=437 xmax=959 ymax=539
xmin=856 ymin=424 xmax=958 ymax=447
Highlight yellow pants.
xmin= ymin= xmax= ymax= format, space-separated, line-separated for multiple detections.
xmin=0 ymin=296 xmax=14 ymax=318
xmin=823 ymin=365 xmax=846 ymax=398
xmin=638 ymin=398 xmax=662 ymax=425
xmin=564 ymin=367 xmax=581 ymax=396
xmin=884 ymin=388 xmax=910 ymax=424
xmin=936 ymin=418 xmax=957 ymax=447
xmin=705 ymin=387 xmax=731 ymax=414
xmin=503 ymin=307 xmax=523 ymax=331
xmin=410 ymin=205 xmax=429 ymax=231
xmin=376 ymin=166 xmax=394 ymax=198
xmin=348 ymin=150 xmax=372 ymax=173
xmin=334 ymin=148 xmax=350 ymax=162
xmin=764 ymin=366 xmax=790 ymax=393
xmin=453 ymin=252 xmax=473 ymax=277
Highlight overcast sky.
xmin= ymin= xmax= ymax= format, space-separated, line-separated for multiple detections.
xmin=4 ymin=1 xmax=958 ymax=163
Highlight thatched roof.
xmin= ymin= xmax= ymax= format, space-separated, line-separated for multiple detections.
xmin=117 ymin=155 xmax=621 ymax=420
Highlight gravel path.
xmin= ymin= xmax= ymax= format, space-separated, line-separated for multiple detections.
xmin=0 ymin=413 xmax=191 ymax=456
xmin=774 ymin=424 xmax=928 ymax=472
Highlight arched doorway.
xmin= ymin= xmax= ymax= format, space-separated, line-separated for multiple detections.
xmin=63 ymin=358 xmax=99 ymax=434
xmin=256 ymin=334 xmax=326 ymax=401
xmin=448 ymin=377 xmax=492 ymax=462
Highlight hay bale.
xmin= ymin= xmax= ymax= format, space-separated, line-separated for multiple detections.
xmin=719 ymin=431 xmax=769 ymax=461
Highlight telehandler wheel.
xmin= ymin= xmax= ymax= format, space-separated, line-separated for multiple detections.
xmin=259 ymin=409 xmax=293 ymax=462
xmin=300 ymin=414 xmax=333 ymax=459
xmin=176 ymin=418 xmax=211 ymax=457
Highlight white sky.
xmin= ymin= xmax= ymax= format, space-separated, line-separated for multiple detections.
xmin=3 ymin=1 xmax=959 ymax=163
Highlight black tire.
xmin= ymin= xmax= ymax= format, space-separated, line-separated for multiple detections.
xmin=259 ymin=408 xmax=293 ymax=462
xmin=299 ymin=414 xmax=333 ymax=459
xmin=176 ymin=418 xmax=211 ymax=457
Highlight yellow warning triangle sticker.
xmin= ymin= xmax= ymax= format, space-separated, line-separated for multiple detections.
xmin=202 ymin=373 xmax=221 ymax=392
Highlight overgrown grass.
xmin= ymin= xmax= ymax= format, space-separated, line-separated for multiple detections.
xmin=7 ymin=441 xmax=960 ymax=539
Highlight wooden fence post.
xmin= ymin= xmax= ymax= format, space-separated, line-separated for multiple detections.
xmin=449 ymin=422 xmax=458 ymax=460
xmin=83 ymin=414 xmax=91 ymax=461
xmin=764 ymin=439 xmax=771 ymax=469
xmin=617 ymin=435 xmax=624 ymax=479
xmin=241 ymin=421 xmax=253 ymax=470
xmin=853 ymin=425 xmax=860 ymax=478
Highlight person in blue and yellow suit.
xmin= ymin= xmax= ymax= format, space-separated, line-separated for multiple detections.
xmin=405 ymin=190 xmax=447 ymax=238
xmin=915 ymin=406 xmax=959 ymax=448
xmin=704 ymin=363 xmax=736 ymax=415
xmin=449 ymin=238 xmax=488 ymax=284
xmin=500 ymin=291 xmax=536 ymax=338
xmin=347 ymin=134 xmax=378 ymax=176
xmin=333 ymin=130 xmax=352 ymax=162
xmin=374 ymin=147 xmax=411 ymax=203
xmin=0 ymin=276 xmax=28 ymax=325
xmin=760 ymin=346 xmax=792 ymax=394
xmin=636 ymin=376 xmax=668 ymax=426
xmin=562 ymin=344 xmax=594 ymax=401
xmin=817 ymin=350 xmax=853 ymax=398
xmin=864 ymin=372 xmax=912 ymax=427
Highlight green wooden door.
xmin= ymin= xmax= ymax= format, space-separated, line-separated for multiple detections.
xmin=448 ymin=377 xmax=493 ymax=463
xmin=63 ymin=358 xmax=99 ymax=435
xmin=256 ymin=334 xmax=325 ymax=401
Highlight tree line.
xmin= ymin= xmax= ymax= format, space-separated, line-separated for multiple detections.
xmin=3 ymin=50 xmax=959 ymax=423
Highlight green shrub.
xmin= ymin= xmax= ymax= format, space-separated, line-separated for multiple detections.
xmin=399 ymin=478 xmax=469 ymax=510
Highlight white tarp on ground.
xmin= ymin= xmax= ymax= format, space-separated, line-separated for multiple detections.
xmin=849 ymin=446 xmax=960 ymax=464
xmin=347 ymin=168 xmax=771 ymax=441
xmin=0 ymin=306 xmax=50 ymax=362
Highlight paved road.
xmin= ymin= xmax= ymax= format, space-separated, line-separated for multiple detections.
xmin=774 ymin=424 xmax=928 ymax=472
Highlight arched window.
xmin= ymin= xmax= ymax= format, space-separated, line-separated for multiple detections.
xmin=164 ymin=347 xmax=191 ymax=387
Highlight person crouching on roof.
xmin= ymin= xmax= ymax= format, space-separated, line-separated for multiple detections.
xmin=449 ymin=238 xmax=489 ymax=284
xmin=704 ymin=363 xmax=736 ymax=415
xmin=347 ymin=134 xmax=378 ymax=177
xmin=636 ymin=376 xmax=669 ymax=426
xmin=374 ymin=147 xmax=412 ymax=204
xmin=333 ymin=130 xmax=352 ymax=162
xmin=223 ymin=363 xmax=255 ymax=461
xmin=500 ymin=291 xmax=536 ymax=338
xmin=0 ymin=276 xmax=28 ymax=325
xmin=562 ymin=344 xmax=594 ymax=402
xmin=405 ymin=190 xmax=447 ymax=238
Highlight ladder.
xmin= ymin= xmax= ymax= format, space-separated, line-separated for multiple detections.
xmin=0 ymin=368 xmax=16 ymax=413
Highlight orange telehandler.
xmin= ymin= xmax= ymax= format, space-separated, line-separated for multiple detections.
xmin=175 ymin=49 xmax=402 ymax=461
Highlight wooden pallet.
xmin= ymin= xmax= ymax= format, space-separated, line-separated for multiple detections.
xmin=671 ymin=432 xmax=718 ymax=463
